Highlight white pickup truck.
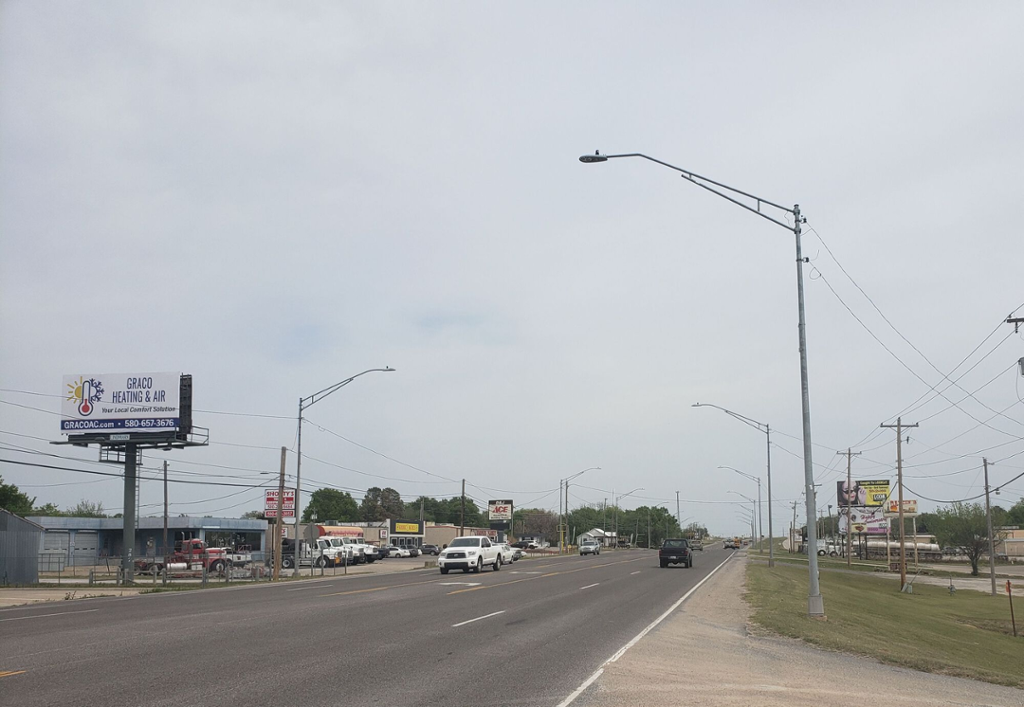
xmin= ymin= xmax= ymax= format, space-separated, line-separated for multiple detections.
xmin=438 ymin=536 xmax=503 ymax=574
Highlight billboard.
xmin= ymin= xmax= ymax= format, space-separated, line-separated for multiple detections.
xmin=885 ymin=499 xmax=918 ymax=516
xmin=265 ymin=488 xmax=296 ymax=519
xmin=839 ymin=506 xmax=890 ymax=535
xmin=62 ymin=373 xmax=181 ymax=434
xmin=488 ymin=500 xmax=513 ymax=521
xmin=837 ymin=479 xmax=891 ymax=507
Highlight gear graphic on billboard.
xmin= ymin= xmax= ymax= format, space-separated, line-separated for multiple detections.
xmin=66 ymin=376 xmax=104 ymax=416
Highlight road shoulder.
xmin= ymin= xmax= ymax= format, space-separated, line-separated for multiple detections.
xmin=577 ymin=553 xmax=1024 ymax=707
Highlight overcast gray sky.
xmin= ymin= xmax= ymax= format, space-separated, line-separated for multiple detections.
xmin=2 ymin=3 xmax=1022 ymax=537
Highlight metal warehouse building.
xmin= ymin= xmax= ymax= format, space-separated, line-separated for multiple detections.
xmin=0 ymin=510 xmax=45 ymax=584
xmin=26 ymin=515 xmax=269 ymax=569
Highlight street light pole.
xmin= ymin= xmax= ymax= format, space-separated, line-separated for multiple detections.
xmin=293 ymin=367 xmax=395 ymax=572
xmin=579 ymin=151 xmax=820 ymax=614
xmin=614 ymin=487 xmax=643 ymax=550
xmin=720 ymin=466 xmax=762 ymax=556
xmin=561 ymin=467 xmax=600 ymax=553
xmin=696 ymin=404 xmax=774 ymax=568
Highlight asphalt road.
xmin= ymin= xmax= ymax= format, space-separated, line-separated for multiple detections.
xmin=0 ymin=546 xmax=734 ymax=707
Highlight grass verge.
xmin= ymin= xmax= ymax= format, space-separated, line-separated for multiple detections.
xmin=746 ymin=561 xmax=1024 ymax=688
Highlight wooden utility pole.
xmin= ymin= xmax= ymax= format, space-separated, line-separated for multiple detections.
xmin=460 ymin=479 xmax=466 ymax=537
xmin=272 ymin=446 xmax=286 ymax=581
xmin=984 ymin=458 xmax=997 ymax=596
xmin=881 ymin=418 xmax=918 ymax=591
xmin=837 ymin=448 xmax=861 ymax=567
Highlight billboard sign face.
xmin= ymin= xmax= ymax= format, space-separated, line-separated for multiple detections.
xmin=62 ymin=373 xmax=181 ymax=434
xmin=839 ymin=506 xmax=890 ymax=535
xmin=265 ymin=488 xmax=296 ymax=518
xmin=837 ymin=479 xmax=891 ymax=507
xmin=885 ymin=499 xmax=918 ymax=516
xmin=489 ymin=500 xmax=513 ymax=521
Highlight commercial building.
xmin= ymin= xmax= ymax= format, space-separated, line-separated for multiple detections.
xmin=26 ymin=515 xmax=269 ymax=568
xmin=996 ymin=527 xmax=1024 ymax=560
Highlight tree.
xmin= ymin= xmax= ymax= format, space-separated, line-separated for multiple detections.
xmin=929 ymin=502 xmax=1001 ymax=576
xmin=31 ymin=502 xmax=64 ymax=516
xmin=241 ymin=510 xmax=267 ymax=520
xmin=302 ymin=488 xmax=359 ymax=523
xmin=68 ymin=500 xmax=106 ymax=517
xmin=359 ymin=487 xmax=405 ymax=522
xmin=1005 ymin=497 xmax=1024 ymax=526
xmin=515 ymin=508 xmax=557 ymax=540
xmin=0 ymin=476 xmax=34 ymax=516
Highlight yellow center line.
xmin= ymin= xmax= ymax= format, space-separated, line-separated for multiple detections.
xmin=0 ymin=671 xmax=27 ymax=678
xmin=447 ymin=556 xmax=647 ymax=595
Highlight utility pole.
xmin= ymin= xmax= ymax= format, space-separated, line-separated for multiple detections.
xmin=984 ymin=458 xmax=997 ymax=597
xmin=558 ymin=480 xmax=564 ymax=553
xmin=272 ymin=446 xmax=286 ymax=581
xmin=837 ymin=448 xmax=861 ymax=568
xmin=460 ymin=479 xmax=466 ymax=537
xmin=881 ymin=417 xmax=919 ymax=592
xmin=603 ymin=498 xmax=607 ymax=537
xmin=676 ymin=491 xmax=681 ymax=530
xmin=162 ymin=460 xmax=169 ymax=552
xmin=419 ymin=497 xmax=424 ymax=524
xmin=790 ymin=500 xmax=798 ymax=553
xmin=647 ymin=507 xmax=651 ymax=549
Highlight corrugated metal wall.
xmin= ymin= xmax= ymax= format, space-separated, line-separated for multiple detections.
xmin=0 ymin=511 xmax=43 ymax=585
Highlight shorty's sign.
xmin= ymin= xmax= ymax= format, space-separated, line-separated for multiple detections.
xmin=62 ymin=373 xmax=181 ymax=434
xmin=265 ymin=489 xmax=296 ymax=518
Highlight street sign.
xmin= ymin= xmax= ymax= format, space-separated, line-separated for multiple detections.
xmin=265 ymin=488 xmax=296 ymax=512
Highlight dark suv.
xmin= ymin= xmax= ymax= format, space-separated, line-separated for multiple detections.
xmin=659 ymin=538 xmax=692 ymax=568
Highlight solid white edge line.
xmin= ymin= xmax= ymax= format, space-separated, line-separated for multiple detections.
xmin=556 ymin=553 xmax=733 ymax=706
xmin=580 ymin=583 xmax=599 ymax=590
xmin=554 ymin=668 xmax=604 ymax=707
xmin=0 ymin=609 xmax=99 ymax=622
xmin=451 ymin=610 xmax=505 ymax=628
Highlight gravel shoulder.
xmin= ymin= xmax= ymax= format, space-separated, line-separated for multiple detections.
xmin=579 ymin=553 xmax=1024 ymax=707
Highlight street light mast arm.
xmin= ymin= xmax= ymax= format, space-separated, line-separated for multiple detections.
xmin=583 ymin=152 xmax=798 ymax=233
xmin=693 ymin=403 xmax=767 ymax=435
xmin=300 ymin=367 xmax=395 ymax=411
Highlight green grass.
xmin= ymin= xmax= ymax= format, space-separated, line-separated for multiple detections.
xmin=746 ymin=561 xmax=1024 ymax=688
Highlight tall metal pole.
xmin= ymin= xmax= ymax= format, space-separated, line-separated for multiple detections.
xmin=460 ymin=479 xmax=466 ymax=537
xmin=756 ymin=477 xmax=763 ymax=556
xmin=984 ymin=458 xmax=997 ymax=596
xmin=162 ymin=460 xmax=169 ymax=552
xmin=676 ymin=491 xmax=680 ymax=530
xmin=293 ymin=397 xmax=303 ymax=574
xmin=766 ymin=425 xmax=774 ymax=567
xmin=121 ymin=442 xmax=138 ymax=585
xmin=273 ymin=446 xmax=286 ymax=581
xmin=794 ymin=205 xmax=823 ymax=616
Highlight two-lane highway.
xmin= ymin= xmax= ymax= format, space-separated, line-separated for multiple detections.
xmin=0 ymin=546 xmax=735 ymax=706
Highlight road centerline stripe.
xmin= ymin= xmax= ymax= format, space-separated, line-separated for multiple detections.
xmin=452 ymin=610 xmax=505 ymax=628
xmin=580 ymin=583 xmax=599 ymax=590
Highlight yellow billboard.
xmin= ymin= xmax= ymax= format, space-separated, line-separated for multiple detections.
xmin=837 ymin=479 xmax=891 ymax=507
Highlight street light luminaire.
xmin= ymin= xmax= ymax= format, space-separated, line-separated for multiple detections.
xmin=579 ymin=152 xmax=608 ymax=163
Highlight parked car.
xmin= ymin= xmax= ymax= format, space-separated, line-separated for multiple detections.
xmin=438 ymin=536 xmax=502 ymax=574
xmin=579 ymin=540 xmax=601 ymax=556
xmin=511 ymin=548 xmax=525 ymax=561
xmin=388 ymin=546 xmax=411 ymax=558
xmin=407 ymin=547 xmax=421 ymax=558
xmin=660 ymin=538 xmax=692 ymax=568
xmin=511 ymin=541 xmax=530 ymax=549
xmin=492 ymin=542 xmax=515 ymax=565
xmin=421 ymin=544 xmax=441 ymax=556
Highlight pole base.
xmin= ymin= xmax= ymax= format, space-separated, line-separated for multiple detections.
xmin=808 ymin=594 xmax=825 ymax=617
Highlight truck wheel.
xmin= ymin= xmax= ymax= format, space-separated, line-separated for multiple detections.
xmin=493 ymin=557 xmax=502 ymax=571
xmin=829 ymin=551 xmax=839 ymax=557
xmin=150 ymin=565 xmax=161 ymax=576
xmin=473 ymin=558 xmax=482 ymax=573
xmin=440 ymin=567 xmax=449 ymax=574
xmin=282 ymin=557 xmax=295 ymax=570
xmin=660 ymin=560 xmax=668 ymax=568
xmin=210 ymin=560 xmax=226 ymax=574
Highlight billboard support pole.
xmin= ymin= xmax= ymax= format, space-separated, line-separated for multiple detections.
xmin=122 ymin=442 xmax=137 ymax=585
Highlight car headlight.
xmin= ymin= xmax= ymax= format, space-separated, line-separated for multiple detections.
xmin=466 ymin=550 xmax=477 ymax=556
